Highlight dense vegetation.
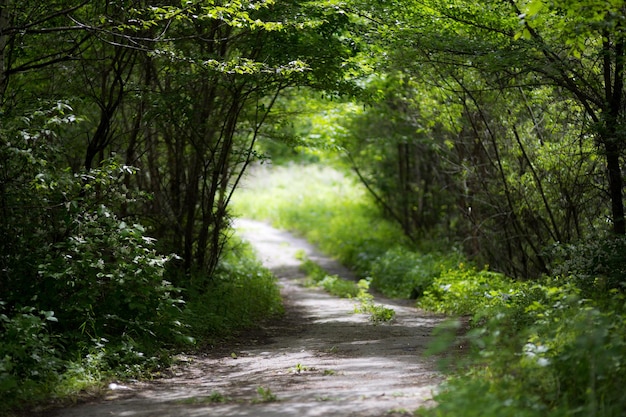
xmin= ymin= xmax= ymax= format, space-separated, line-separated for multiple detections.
xmin=3 ymin=0 xmax=626 ymax=415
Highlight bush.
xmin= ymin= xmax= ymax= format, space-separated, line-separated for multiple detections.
xmin=38 ymin=205 xmax=185 ymax=350
xmin=1 ymin=104 xmax=188 ymax=412
xmin=417 ymin=263 xmax=518 ymax=316
xmin=549 ymin=235 xmax=626 ymax=297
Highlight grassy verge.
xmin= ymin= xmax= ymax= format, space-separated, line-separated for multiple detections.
xmin=233 ymin=162 xmax=626 ymax=417
xmin=233 ymin=163 xmax=461 ymax=298
xmin=233 ymin=163 xmax=410 ymax=278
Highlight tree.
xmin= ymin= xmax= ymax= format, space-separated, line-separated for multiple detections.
xmin=411 ymin=0 xmax=626 ymax=235
xmin=110 ymin=0 xmax=358 ymax=277
xmin=1 ymin=0 xmax=358 ymax=277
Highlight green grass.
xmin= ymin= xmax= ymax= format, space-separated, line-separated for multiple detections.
xmin=297 ymin=252 xmax=361 ymax=298
xmin=254 ymin=386 xmax=278 ymax=403
xmin=176 ymin=391 xmax=231 ymax=405
xmin=296 ymin=250 xmax=395 ymax=323
xmin=181 ymin=237 xmax=284 ymax=345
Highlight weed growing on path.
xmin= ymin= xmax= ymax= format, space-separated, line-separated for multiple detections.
xmin=254 ymin=386 xmax=278 ymax=403
xmin=290 ymin=363 xmax=315 ymax=374
xmin=176 ymin=391 xmax=231 ymax=404
xmin=297 ymin=252 xmax=395 ymax=323
xmin=354 ymin=279 xmax=396 ymax=324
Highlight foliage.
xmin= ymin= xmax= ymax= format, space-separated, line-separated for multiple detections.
xmin=251 ymin=89 xmax=360 ymax=164
xmin=0 ymin=306 xmax=62 ymax=412
xmin=369 ymin=247 xmax=459 ymax=299
xmin=549 ymin=236 xmax=626 ymax=297
xmin=352 ymin=279 xmax=396 ymax=324
xmin=0 ymin=152 xmax=184 ymax=412
xmin=0 ymin=0 xmax=358 ymax=411
xmin=302 ymin=0 xmax=620 ymax=280
xmin=234 ymin=164 xmax=466 ymax=300
xmin=298 ymin=254 xmax=360 ymax=298
xmin=297 ymin=252 xmax=394 ymax=323
xmin=332 ymin=62 xmax=605 ymax=278
xmin=176 ymin=391 xmax=231 ymax=405
xmin=254 ymin=386 xmax=279 ymax=403
xmin=236 ymin=162 xmax=626 ymax=417
xmin=38 ymin=202 xmax=185 ymax=349
xmin=420 ymin=284 xmax=626 ymax=417
xmin=0 ymin=102 xmax=187 ymax=411
xmin=417 ymin=264 xmax=520 ymax=316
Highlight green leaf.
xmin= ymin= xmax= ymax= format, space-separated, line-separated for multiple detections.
xmin=42 ymin=311 xmax=58 ymax=322
xmin=525 ymin=0 xmax=544 ymax=17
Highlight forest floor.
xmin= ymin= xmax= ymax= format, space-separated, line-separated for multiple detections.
xmin=48 ymin=219 xmax=445 ymax=417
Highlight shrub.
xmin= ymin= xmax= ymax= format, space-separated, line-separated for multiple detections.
xmin=422 ymin=283 xmax=626 ymax=417
xmin=549 ymin=235 xmax=626 ymax=297
xmin=1 ymin=103 xmax=188 ymax=411
xmin=37 ymin=203 xmax=185 ymax=351
xmin=417 ymin=263 xmax=518 ymax=316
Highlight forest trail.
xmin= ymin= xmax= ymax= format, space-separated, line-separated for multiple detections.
xmin=50 ymin=219 xmax=444 ymax=417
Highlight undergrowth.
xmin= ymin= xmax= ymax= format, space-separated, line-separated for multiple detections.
xmin=0 ymin=236 xmax=283 ymax=416
xmin=233 ymin=162 xmax=626 ymax=417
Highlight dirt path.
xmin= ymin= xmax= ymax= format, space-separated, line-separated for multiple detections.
xmin=49 ymin=219 xmax=444 ymax=417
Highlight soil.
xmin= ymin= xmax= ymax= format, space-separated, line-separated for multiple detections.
xmin=47 ymin=219 xmax=445 ymax=417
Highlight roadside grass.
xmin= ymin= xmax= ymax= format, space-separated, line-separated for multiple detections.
xmin=233 ymin=163 xmax=409 ymax=278
xmin=232 ymin=162 xmax=626 ymax=417
xmin=175 ymin=386 xmax=279 ymax=405
xmin=297 ymin=251 xmax=360 ymax=298
xmin=254 ymin=386 xmax=279 ymax=403
xmin=175 ymin=391 xmax=231 ymax=405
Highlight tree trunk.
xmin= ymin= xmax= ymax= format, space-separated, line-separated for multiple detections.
xmin=605 ymin=140 xmax=625 ymax=234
